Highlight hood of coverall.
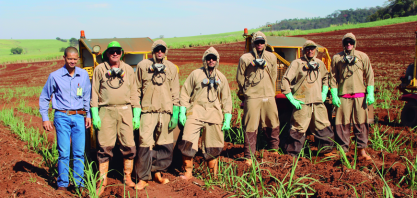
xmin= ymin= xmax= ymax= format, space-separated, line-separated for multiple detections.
xmin=202 ymin=47 xmax=220 ymax=78
xmin=152 ymin=40 xmax=168 ymax=63
xmin=251 ymin=31 xmax=267 ymax=59
xmin=302 ymin=40 xmax=319 ymax=61
xmin=342 ymin=33 xmax=357 ymax=55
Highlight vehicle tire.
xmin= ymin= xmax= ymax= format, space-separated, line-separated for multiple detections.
xmin=401 ymin=101 xmax=417 ymax=127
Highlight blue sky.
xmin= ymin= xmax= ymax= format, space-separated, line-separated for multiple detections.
xmin=0 ymin=0 xmax=385 ymax=39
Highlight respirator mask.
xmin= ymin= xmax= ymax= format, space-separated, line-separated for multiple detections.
xmin=107 ymin=67 xmax=125 ymax=78
xmin=203 ymin=77 xmax=221 ymax=89
xmin=305 ymin=61 xmax=319 ymax=70
xmin=150 ymin=63 xmax=166 ymax=73
xmin=342 ymin=55 xmax=358 ymax=64
xmin=251 ymin=59 xmax=267 ymax=68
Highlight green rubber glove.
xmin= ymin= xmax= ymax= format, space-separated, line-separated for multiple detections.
xmin=132 ymin=108 xmax=142 ymax=130
xmin=221 ymin=113 xmax=232 ymax=131
xmin=366 ymin=86 xmax=375 ymax=105
xmin=168 ymin=106 xmax=179 ymax=130
xmin=179 ymin=106 xmax=187 ymax=126
xmin=330 ymin=88 xmax=341 ymax=108
xmin=322 ymin=85 xmax=329 ymax=103
xmin=91 ymin=107 xmax=101 ymax=130
xmin=285 ymin=93 xmax=304 ymax=110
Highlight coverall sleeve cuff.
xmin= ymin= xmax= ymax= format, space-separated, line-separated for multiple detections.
xmin=281 ymin=89 xmax=291 ymax=95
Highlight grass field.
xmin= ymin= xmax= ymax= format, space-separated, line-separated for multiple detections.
xmin=0 ymin=39 xmax=68 ymax=64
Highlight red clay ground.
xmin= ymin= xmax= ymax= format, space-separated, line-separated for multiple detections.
xmin=1 ymin=21 xmax=417 ymax=197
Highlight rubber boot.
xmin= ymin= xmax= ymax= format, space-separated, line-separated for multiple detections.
xmin=207 ymin=158 xmax=218 ymax=179
xmin=135 ymin=180 xmax=149 ymax=190
xmin=96 ymin=161 xmax=109 ymax=197
xmin=124 ymin=159 xmax=135 ymax=187
xmin=358 ymin=148 xmax=372 ymax=161
xmin=180 ymin=156 xmax=193 ymax=180
xmin=154 ymin=172 xmax=169 ymax=184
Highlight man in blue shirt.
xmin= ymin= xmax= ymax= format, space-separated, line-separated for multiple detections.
xmin=39 ymin=47 xmax=91 ymax=191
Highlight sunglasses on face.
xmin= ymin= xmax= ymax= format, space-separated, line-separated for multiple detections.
xmin=343 ymin=39 xmax=355 ymax=46
xmin=305 ymin=47 xmax=316 ymax=51
xmin=254 ymin=40 xmax=265 ymax=45
xmin=153 ymin=47 xmax=166 ymax=53
xmin=107 ymin=48 xmax=122 ymax=55
xmin=205 ymin=55 xmax=217 ymax=61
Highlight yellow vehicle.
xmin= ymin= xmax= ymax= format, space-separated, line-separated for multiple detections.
xmin=77 ymin=30 xmax=154 ymax=158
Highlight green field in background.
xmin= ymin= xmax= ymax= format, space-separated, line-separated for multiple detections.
xmin=0 ymin=39 xmax=68 ymax=64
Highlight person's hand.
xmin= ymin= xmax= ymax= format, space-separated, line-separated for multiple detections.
xmin=330 ymin=88 xmax=341 ymax=108
xmin=85 ymin=118 xmax=91 ymax=129
xmin=221 ymin=113 xmax=232 ymax=131
xmin=43 ymin=121 xmax=53 ymax=131
xmin=179 ymin=106 xmax=187 ymax=126
xmin=132 ymin=108 xmax=142 ymax=130
xmin=285 ymin=93 xmax=304 ymax=110
xmin=366 ymin=86 xmax=375 ymax=105
xmin=169 ymin=106 xmax=179 ymax=130
xmin=91 ymin=107 xmax=101 ymax=130
xmin=321 ymin=85 xmax=329 ymax=103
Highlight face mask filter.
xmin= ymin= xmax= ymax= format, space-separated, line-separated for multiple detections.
xmin=251 ymin=59 xmax=267 ymax=68
xmin=305 ymin=61 xmax=319 ymax=70
xmin=150 ymin=63 xmax=166 ymax=73
xmin=343 ymin=55 xmax=357 ymax=64
xmin=107 ymin=67 xmax=125 ymax=78
xmin=203 ymin=77 xmax=221 ymax=89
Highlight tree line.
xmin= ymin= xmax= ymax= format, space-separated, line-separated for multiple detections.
xmin=369 ymin=0 xmax=417 ymax=21
xmin=263 ymin=7 xmax=381 ymax=31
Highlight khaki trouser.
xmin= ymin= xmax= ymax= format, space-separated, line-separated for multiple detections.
xmin=284 ymin=103 xmax=334 ymax=156
xmin=177 ymin=118 xmax=224 ymax=160
xmin=134 ymin=113 xmax=174 ymax=181
xmin=243 ymin=97 xmax=280 ymax=158
xmin=335 ymin=97 xmax=369 ymax=151
xmin=97 ymin=105 xmax=136 ymax=163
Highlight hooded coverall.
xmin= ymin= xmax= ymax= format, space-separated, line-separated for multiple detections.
xmin=178 ymin=47 xmax=232 ymax=160
xmin=330 ymin=33 xmax=374 ymax=151
xmin=91 ymin=60 xmax=140 ymax=163
xmin=281 ymin=40 xmax=334 ymax=156
xmin=236 ymin=31 xmax=280 ymax=159
xmin=134 ymin=40 xmax=180 ymax=181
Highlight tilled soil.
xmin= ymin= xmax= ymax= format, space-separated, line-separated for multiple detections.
xmin=0 ymin=124 xmax=73 ymax=197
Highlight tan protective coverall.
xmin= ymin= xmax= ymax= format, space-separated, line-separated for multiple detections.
xmin=178 ymin=47 xmax=232 ymax=160
xmin=330 ymin=33 xmax=374 ymax=151
xmin=134 ymin=40 xmax=180 ymax=181
xmin=281 ymin=40 xmax=334 ymax=156
xmin=236 ymin=31 xmax=280 ymax=158
xmin=91 ymin=60 xmax=140 ymax=163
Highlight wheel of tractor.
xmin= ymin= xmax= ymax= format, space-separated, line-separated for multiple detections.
xmin=401 ymin=101 xmax=417 ymax=127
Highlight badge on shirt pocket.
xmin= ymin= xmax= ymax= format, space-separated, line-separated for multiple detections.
xmin=77 ymin=88 xmax=82 ymax=96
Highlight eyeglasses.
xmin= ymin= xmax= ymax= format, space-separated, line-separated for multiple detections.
xmin=107 ymin=48 xmax=122 ymax=55
xmin=305 ymin=47 xmax=316 ymax=51
xmin=153 ymin=47 xmax=166 ymax=53
xmin=205 ymin=55 xmax=217 ymax=61
xmin=343 ymin=39 xmax=355 ymax=46
xmin=254 ymin=40 xmax=265 ymax=45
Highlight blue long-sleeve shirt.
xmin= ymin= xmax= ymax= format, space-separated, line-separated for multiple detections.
xmin=39 ymin=66 xmax=91 ymax=121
